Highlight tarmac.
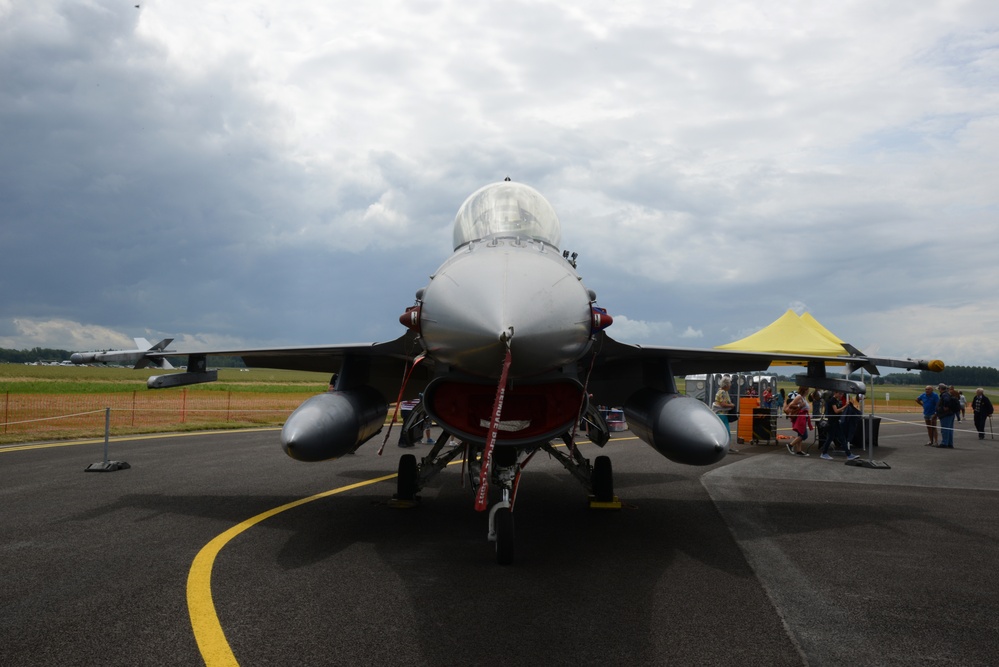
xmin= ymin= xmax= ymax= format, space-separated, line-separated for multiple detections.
xmin=1 ymin=414 xmax=997 ymax=666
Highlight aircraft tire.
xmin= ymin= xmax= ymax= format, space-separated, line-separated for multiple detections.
xmin=495 ymin=507 xmax=514 ymax=566
xmin=592 ymin=455 xmax=614 ymax=502
xmin=397 ymin=454 xmax=418 ymax=500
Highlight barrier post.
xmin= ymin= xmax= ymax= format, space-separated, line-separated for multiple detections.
xmin=84 ymin=407 xmax=130 ymax=472
xmin=845 ymin=371 xmax=890 ymax=469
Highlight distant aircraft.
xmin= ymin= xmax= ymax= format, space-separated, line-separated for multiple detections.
xmin=70 ymin=338 xmax=175 ymax=370
xmin=73 ymin=180 xmax=943 ymax=563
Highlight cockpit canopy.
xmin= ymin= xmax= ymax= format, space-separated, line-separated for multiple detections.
xmin=452 ymin=181 xmax=562 ymax=250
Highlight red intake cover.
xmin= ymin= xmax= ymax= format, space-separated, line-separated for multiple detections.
xmin=427 ymin=380 xmax=583 ymax=443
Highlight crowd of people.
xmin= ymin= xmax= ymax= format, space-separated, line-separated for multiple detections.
xmin=917 ymin=383 xmax=994 ymax=446
xmin=780 ymin=386 xmax=862 ymax=459
xmin=711 ymin=375 xmax=995 ymax=458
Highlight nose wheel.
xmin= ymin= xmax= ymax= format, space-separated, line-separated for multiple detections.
xmin=489 ymin=502 xmax=515 ymax=565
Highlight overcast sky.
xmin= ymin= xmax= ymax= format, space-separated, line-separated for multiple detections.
xmin=2 ymin=1 xmax=997 ymax=371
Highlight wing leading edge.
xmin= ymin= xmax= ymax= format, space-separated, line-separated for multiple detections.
xmin=140 ymin=330 xmax=426 ymax=400
xmin=587 ymin=332 xmax=943 ymax=405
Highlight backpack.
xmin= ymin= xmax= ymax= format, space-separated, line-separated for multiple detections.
xmin=937 ymin=392 xmax=955 ymax=417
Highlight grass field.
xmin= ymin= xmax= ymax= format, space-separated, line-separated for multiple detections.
xmin=0 ymin=364 xmax=330 ymax=394
xmin=0 ymin=364 xmax=332 ymax=445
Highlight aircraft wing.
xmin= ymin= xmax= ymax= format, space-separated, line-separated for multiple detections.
xmin=588 ymin=333 xmax=942 ymax=405
xmin=140 ymin=330 xmax=426 ymax=400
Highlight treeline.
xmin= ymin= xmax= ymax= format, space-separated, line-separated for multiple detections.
xmin=881 ymin=365 xmax=999 ymax=387
xmin=0 ymin=347 xmax=73 ymax=363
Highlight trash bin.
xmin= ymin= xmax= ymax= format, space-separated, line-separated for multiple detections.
xmin=851 ymin=416 xmax=881 ymax=449
xmin=736 ymin=397 xmax=762 ymax=443
xmin=752 ymin=408 xmax=774 ymax=444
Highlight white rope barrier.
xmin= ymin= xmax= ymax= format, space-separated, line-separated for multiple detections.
xmin=1 ymin=409 xmax=109 ymax=427
xmin=872 ymin=414 xmax=990 ymax=439
xmin=0 ymin=406 xmax=295 ymax=429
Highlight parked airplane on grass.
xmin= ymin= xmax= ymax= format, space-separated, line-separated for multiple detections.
xmin=73 ymin=179 xmax=944 ymax=564
xmin=70 ymin=337 xmax=175 ymax=370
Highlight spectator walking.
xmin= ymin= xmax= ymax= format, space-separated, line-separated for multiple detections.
xmin=785 ymin=386 xmax=812 ymax=457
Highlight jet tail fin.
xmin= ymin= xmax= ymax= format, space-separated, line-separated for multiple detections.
xmin=133 ymin=337 xmax=175 ymax=370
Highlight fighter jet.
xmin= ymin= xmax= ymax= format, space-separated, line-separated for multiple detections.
xmin=73 ymin=180 xmax=943 ymax=564
xmin=70 ymin=337 xmax=175 ymax=370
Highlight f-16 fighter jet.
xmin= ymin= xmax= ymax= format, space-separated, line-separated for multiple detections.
xmin=74 ymin=180 xmax=943 ymax=564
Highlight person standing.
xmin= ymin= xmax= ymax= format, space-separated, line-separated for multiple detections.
xmin=843 ymin=394 xmax=862 ymax=446
xmin=916 ymin=385 xmax=939 ymax=446
xmin=958 ymin=391 xmax=967 ymax=421
xmin=972 ymin=388 xmax=994 ymax=440
xmin=397 ymin=398 xmax=420 ymax=447
xmin=712 ymin=377 xmax=736 ymax=451
xmin=936 ymin=383 xmax=958 ymax=448
xmin=820 ymin=391 xmax=860 ymax=461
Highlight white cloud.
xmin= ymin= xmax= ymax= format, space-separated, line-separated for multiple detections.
xmin=607 ymin=315 xmax=676 ymax=343
xmin=2 ymin=0 xmax=998 ymax=370
xmin=0 ymin=318 xmax=133 ymax=352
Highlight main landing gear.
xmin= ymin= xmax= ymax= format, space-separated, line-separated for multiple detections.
xmin=395 ymin=453 xmax=419 ymax=504
xmin=391 ymin=436 xmax=618 ymax=565
xmin=591 ymin=454 xmax=615 ymax=504
xmin=390 ymin=435 xmax=464 ymax=508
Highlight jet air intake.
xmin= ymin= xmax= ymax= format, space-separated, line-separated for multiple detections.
xmin=624 ymin=389 xmax=730 ymax=465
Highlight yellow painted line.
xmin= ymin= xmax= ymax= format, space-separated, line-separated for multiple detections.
xmin=0 ymin=428 xmax=282 ymax=454
xmin=187 ymin=473 xmax=397 ymax=667
xmin=185 ymin=435 xmax=631 ymax=664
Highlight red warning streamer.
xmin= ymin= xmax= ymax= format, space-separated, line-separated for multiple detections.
xmin=378 ymin=353 xmax=425 ymax=456
xmin=474 ymin=346 xmax=513 ymax=512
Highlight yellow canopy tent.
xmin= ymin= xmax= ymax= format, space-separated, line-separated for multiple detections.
xmin=714 ymin=310 xmax=853 ymax=364
xmin=800 ymin=312 xmax=845 ymax=346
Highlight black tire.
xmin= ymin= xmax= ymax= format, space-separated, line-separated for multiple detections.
xmin=494 ymin=507 xmax=514 ymax=565
xmin=396 ymin=454 xmax=418 ymax=500
xmin=592 ymin=455 xmax=614 ymax=502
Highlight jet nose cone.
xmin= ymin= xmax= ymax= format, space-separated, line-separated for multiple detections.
xmin=419 ymin=243 xmax=593 ymax=378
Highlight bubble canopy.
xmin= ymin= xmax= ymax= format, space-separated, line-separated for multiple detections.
xmin=452 ymin=181 xmax=562 ymax=250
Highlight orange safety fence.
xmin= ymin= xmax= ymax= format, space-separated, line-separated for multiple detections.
xmin=1 ymin=390 xmax=318 ymax=442
xmin=2 ymin=391 xmax=937 ymax=445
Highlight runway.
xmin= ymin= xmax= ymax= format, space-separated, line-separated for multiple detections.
xmin=2 ymin=418 xmax=997 ymax=666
